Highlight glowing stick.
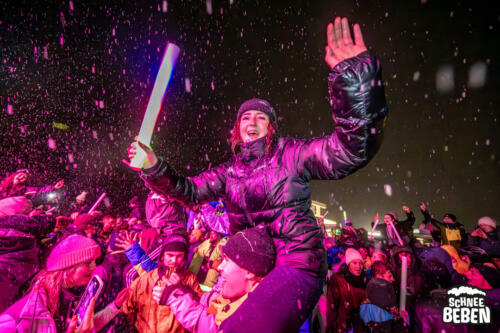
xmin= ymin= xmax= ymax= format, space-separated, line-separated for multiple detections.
xmin=130 ymin=43 xmax=181 ymax=168
xmin=389 ymin=221 xmax=404 ymax=246
xmin=400 ymin=255 xmax=408 ymax=313
xmin=369 ymin=215 xmax=379 ymax=239
xmin=343 ymin=210 xmax=347 ymax=221
xmin=88 ymin=192 xmax=106 ymax=214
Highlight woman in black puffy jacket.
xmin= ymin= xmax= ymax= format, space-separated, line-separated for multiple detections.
xmin=127 ymin=16 xmax=388 ymax=332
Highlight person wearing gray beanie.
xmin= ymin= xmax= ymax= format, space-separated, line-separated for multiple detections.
xmin=128 ymin=15 xmax=388 ymax=332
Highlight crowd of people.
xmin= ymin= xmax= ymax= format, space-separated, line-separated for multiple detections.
xmin=0 ymin=16 xmax=498 ymax=333
xmin=0 ymin=169 xmax=498 ymax=333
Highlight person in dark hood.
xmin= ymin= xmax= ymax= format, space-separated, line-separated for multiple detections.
xmin=127 ymin=16 xmax=388 ymax=331
xmin=420 ymin=202 xmax=466 ymax=249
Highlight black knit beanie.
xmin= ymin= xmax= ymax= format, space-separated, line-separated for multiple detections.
xmin=237 ymin=98 xmax=277 ymax=126
xmin=161 ymin=232 xmax=189 ymax=255
xmin=223 ymin=226 xmax=276 ymax=276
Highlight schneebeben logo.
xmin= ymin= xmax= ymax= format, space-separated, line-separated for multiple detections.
xmin=443 ymin=286 xmax=490 ymax=324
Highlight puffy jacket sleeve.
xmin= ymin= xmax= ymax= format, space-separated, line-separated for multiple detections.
xmin=289 ymin=52 xmax=388 ymax=181
xmin=141 ymin=159 xmax=228 ymax=206
xmin=165 ymin=287 xmax=218 ymax=333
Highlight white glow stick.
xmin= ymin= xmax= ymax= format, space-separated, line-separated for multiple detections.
xmin=131 ymin=43 xmax=181 ymax=168
xmin=88 ymin=192 xmax=106 ymax=214
xmin=369 ymin=215 xmax=379 ymax=238
xmin=400 ymin=255 xmax=408 ymax=313
xmin=389 ymin=221 xmax=404 ymax=246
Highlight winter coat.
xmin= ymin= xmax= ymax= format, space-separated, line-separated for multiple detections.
xmin=0 ymin=215 xmax=54 ymax=313
xmin=415 ymin=289 xmax=473 ymax=333
xmin=466 ymin=228 xmax=500 ymax=258
xmin=359 ymin=303 xmax=408 ymax=333
xmin=122 ymin=268 xmax=202 ymax=333
xmin=141 ymin=51 xmax=388 ymax=277
xmin=0 ymin=284 xmax=57 ymax=333
xmin=0 ymin=282 xmax=120 ymax=333
xmin=161 ymin=283 xmax=257 ymax=333
xmin=372 ymin=212 xmax=415 ymax=247
xmin=326 ymin=272 xmax=367 ymax=333
xmin=421 ymin=209 xmax=466 ymax=249
xmin=145 ymin=192 xmax=187 ymax=229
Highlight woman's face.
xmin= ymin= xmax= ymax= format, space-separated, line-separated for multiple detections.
xmin=66 ymin=260 xmax=97 ymax=288
xmin=348 ymin=259 xmax=364 ymax=276
xmin=239 ymin=110 xmax=270 ymax=143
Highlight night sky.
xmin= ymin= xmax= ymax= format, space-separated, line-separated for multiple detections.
xmin=1 ymin=0 xmax=498 ymax=231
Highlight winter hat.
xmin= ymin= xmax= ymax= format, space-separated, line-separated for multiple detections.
xmin=74 ymin=213 xmax=97 ymax=229
xmin=0 ymin=196 xmax=33 ymax=216
xmin=237 ymin=98 xmax=277 ymax=126
xmin=441 ymin=245 xmax=469 ymax=275
xmin=160 ymin=231 xmax=189 ymax=254
xmin=222 ymin=226 xmax=276 ymax=276
xmin=478 ymin=216 xmax=496 ymax=229
xmin=443 ymin=213 xmax=457 ymax=222
xmin=384 ymin=211 xmax=398 ymax=221
xmin=345 ymin=248 xmax=364 ymax=266
xmin=46 ymin=234 xmax=101 ymax=271
xmin=366 ymin=277 xmax=396 ymax=310
xmin=474 ymin=264 xmax=500 ymax=289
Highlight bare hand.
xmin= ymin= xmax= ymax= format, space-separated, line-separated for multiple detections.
xmin=325 ymin=17 xmax=367 ymax=69
xmin=420 ymin=202 xmax=427 ymax=211
xmin=66 ymin=297 xmax=96 ymax=333
xmin=471 ymin=228 xmax=487 ymax=239
xmin=115 ymin=231 xmax=138 ymax=251
xmin=163 ymin=272 xmax=181 ymax=286
xmin=402 ymin=206 xmax=410 ymax=214
xmin=152 ymin=285 xmax=165 ymax=303
xmin=54 ymin=179 xmax=65 ymax=189
xmin=125 ymin=138 xmax=158 ymax=170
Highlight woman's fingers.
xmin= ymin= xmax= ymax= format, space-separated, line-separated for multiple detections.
xmin=334 ymin=17 xmax=343 ymax=46
xmin=341 ymin=18 xmax=353 ymax=45
xmin=326 ymin=22 xmax=337 ymax=49
xmin=353 ymin=23 xmax=366 ymax=49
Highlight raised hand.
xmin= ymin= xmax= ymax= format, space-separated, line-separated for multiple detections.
xmin=115 ymin=231 xmax=138 ymax=251
xmin=402 ymin=205 xmax=411 ymax=214
xmin=420 ymin=202 xmax=427 ymax=211
xmin=124 ymin=137 xmax=158 ymax=170
xmin=325 ymin=17 xmax=367 ymax=69
xmin=54 ymin=179 xmax=65 ymax=189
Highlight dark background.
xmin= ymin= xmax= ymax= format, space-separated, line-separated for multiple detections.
xmin=1 ymin=0 xmax=498 ymax=230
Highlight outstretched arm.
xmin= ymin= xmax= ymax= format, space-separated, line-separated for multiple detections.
xmin=291 ymin=17 xmax=388 ymax=181
xmin=126 ymin=141 xmax=227 ymax=205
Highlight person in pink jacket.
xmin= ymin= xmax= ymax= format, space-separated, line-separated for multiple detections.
xmin=151 ymin=226 xmax=276 ymax=333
